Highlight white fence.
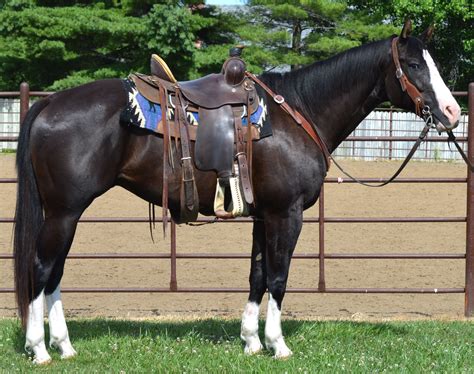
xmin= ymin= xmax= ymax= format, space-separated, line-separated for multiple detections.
xmin=333 ymin=110 xmax=469 ymax=161
xmin=0 ymin=99 xmax=20 ymax=151
xmin=0 ymin=98 xmax=469 ymax=161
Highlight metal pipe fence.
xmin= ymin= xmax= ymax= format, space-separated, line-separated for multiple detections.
xmin=0 ymin=83 xmax=473 ymax=316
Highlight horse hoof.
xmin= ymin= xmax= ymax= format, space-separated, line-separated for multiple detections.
xmin=51 ymin=339 xmax=77 ymax=359
xmin=273 ymin=348 xmax=293 ymax=360
xmin=60 ymin=349 xmax=77 ymax=360
xmin=244 ymin=343 xmax=263 ymax=355
xmin=33 ymin=356 xmax=52 ymax=365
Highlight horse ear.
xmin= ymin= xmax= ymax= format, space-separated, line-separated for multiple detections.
xmin=400 ymin=19 xmax=412 ymax=39
xmin=419 ymin=25 xmax=435 ymax=43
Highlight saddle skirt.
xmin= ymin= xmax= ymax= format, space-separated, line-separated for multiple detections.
xmin=120 ymin=76 xmax=269 ymax=142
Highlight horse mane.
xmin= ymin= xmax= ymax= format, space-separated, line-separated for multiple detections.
xmin=259 ymin=37 xmax=393 ymax=114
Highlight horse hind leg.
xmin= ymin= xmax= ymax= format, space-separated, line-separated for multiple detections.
xmin=25 ymin=291 xmax=50 ymax=364
xmin=25 ymin=213 xmax=80 ymax=363
xmin=45 ymin=284 xmax=76 ymax=359
xmin=241 ymin=220 xmax=266 ymax=355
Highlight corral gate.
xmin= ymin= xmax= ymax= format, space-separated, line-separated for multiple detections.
xmin=1 ymin=83 xmax=473 ymax=317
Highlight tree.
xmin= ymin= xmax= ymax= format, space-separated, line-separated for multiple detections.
xmin=348 ymin=0 xmax=473 ymax=92
xmin=232 ymin=0 xmax=398 ymax=73
xmin=0 ymin=0 xmax=218 ymax=90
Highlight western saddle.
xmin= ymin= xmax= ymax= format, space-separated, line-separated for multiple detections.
xmin=130 ymin=47 xmax=259 ymax=228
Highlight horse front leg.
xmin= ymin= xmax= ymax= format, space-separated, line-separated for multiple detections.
xmin=241 ymin=220 xmax=266 ymax=354
xmin=264 ymin=207 xmax=303 ymax=359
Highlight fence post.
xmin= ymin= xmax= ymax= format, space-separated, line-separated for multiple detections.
xmin=170 ymin=220 xmax=178 ymax=291
xmin=318 ymin=184 xmax=326 ymax=291
xmin=466 ymin=82 xmax=474 ymax=317
xmin=19 ymin=82 xmax=30 ymax=125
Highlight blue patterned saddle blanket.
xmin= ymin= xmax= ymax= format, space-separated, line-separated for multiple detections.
xmin=120 ymin=78 xmax=272 ymax=139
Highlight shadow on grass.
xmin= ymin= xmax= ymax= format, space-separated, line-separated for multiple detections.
xmin=9 ymin=318 xmax=411 ymax=355
xmin=64 ymin=318 xmax=410 ymax=342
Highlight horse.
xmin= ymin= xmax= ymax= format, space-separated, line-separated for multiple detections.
xmin=13 ymin=20 xmax=460 ymax=363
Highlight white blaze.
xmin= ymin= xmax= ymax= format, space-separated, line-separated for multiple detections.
xmin=422 ymin=50 xmax=461 ymax=126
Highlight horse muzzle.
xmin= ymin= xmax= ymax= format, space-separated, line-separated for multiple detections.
xmin=431 ymin=106 xmax=460 ymax=132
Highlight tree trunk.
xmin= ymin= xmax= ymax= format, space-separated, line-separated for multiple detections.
xmin=291 ymin=20 xmax=302 ymax=71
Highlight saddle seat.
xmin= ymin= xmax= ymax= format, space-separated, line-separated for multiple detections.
xmin=150 ymin=54 xmax=256 ymax=109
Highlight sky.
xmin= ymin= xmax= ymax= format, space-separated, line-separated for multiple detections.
xmin=206 ymin=0 xmax=244 ymax=5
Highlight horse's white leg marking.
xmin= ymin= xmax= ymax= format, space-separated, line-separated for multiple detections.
xmin=422 ymin=50 xmax=461 ymax=126
xmin=240 ymin=301 xmax=263 ymax=354
xmin=264 ymin=294 xmax=292 ymax=359
xmin=45 ymin=285 xmax=77 ymax=359
xmin=25 ymin=291 xmax=51 ymax=365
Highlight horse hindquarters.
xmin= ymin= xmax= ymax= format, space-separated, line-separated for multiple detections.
xmin=15 ymin=79 xmax=128 ymax=363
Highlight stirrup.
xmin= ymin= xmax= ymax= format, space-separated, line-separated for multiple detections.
xmin=214 ymin=175 xmax=246 ymax=219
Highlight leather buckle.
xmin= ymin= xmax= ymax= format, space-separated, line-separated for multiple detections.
xmin=274 ymin=95 xmax=285 ymax=104
xmin=396 ymin=68 xmax=404 ymax=79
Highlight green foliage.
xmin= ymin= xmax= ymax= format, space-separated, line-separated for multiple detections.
xmin=348 ymin=0 xmax=473 ymax=91
xmin=145 ymin=4 xmax=216 ymax=80
xmin=0 ymin=0 xmax=469 ymax=92
xmin=235 ymin=0 xmax=399 ymax=71
xmin=0 ymin=5 xmax=145 ymax=90
xmin=0 ymin=1 xmax=221 ymax=90
xmin=191 ymin=6 xmax=242 ymax=77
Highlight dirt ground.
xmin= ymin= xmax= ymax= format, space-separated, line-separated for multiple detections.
xmin=0 ymin=153 xmax=470 ymax=320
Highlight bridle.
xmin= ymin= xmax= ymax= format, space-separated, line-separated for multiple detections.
xmin=327 ymin=37 xmax=436 ymax=187
xmin=392 ymin=36 xmax=474 ymax=172
xmin=391 ymin=37 xmax=426 ymax=117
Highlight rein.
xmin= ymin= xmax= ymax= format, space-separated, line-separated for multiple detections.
xmin=330 ymin=111 xmax=434 ymax=187
xmin=447 ymin=131 xmax=474 ymax=171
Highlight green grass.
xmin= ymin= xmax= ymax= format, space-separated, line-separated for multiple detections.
xmin=0 ymin=149 xmax=16 ymax=154
xmin=0 ymin=318 xmax=473 ymax=373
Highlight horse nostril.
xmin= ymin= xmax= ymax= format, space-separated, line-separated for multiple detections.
xmin=445 ymin=105 xmax=461 ymax=122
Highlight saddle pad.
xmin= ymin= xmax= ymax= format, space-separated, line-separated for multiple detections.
xmin=120 ymin=78 xmax=272 ymax=138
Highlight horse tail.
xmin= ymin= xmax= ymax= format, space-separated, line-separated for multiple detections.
xmin=13 ymin=97 xmax=50 ymax=329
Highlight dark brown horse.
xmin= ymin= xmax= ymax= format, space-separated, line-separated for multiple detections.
xmin=14 ymin=21 xmax=460 ymax=363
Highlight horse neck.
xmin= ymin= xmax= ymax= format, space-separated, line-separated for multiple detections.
xmin=277 ymin=39 xmax=392 ymax=152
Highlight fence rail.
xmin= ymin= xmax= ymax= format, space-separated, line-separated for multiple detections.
xmin=0 ymin=82 xmax=473 ymax=317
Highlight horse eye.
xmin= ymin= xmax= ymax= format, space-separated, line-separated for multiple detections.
xmin=409 ymin=63 xmax=420 ymax=70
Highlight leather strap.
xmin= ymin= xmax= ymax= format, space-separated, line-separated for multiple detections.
xmin=391 ymin=37 xmax=425 ymax=116
xmin=232 ymin=106 xmax=254 ymax=204
xmin=246 ymin=95 xmax=254 ymax=202
xmin=448 ymin=131 xmax=474 ymax=171
xmin=158 ymin=85 xmax=170 ymax=235
xmin=245 ymin=72 xmax=331 ymax=170
xmin=175 ymin=88 xmax=197 ymax=212
xmin=331 ymin=122 xmax=431 ymax=187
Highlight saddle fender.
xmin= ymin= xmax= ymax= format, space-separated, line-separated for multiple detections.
xmin=194 ymin=105 xmax=235 ymax=178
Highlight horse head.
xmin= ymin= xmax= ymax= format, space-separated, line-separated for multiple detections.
xmin=385 ymin=19 xmax=461 ymax=132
